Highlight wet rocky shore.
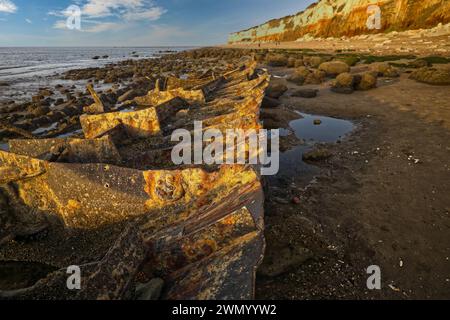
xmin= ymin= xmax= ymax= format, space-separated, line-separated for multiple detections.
xmin=1 ymin=47 xmax=449 ymax=299
xmin=2 ymin=47 xmax=448 ymax=147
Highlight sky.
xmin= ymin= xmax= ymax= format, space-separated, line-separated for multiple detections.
xmin=0 ymin=0 xmax=315 ymax=46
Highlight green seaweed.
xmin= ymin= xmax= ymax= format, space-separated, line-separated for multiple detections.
xmin=419 ymin=56 xmax=450 ymax=64
xmin=361 ymin=54 xmax=417 ymax=64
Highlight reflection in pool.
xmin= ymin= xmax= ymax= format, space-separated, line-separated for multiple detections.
xmin=270 ymin=112 xmax=355 ymax=188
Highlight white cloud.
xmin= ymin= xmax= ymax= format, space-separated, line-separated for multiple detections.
xmin=49 ymin=0 xmax=166 ymax=33
xmin=81 ymin=0 xmax=165 ymax=21
xmin=0 ymin=0 xmax=17 ymax=13
xmin=25 ymin=18 xmax=32 ymax=24
xmin=122 ymin=6 xmax=166 ymax=21
xmin=82 ymin=0 xmax=141 ymax=17
xmin=84 ymin=22 xmax=123 ymax=33
xmin=53 ymin=20 xmax=67 ymax=30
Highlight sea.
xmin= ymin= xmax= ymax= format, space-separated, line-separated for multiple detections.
xmin=0 ymin=47 xmax=192 ymax=102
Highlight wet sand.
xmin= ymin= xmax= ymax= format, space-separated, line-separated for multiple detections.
xmin=257 ymin=66 xmax=450 ymax=299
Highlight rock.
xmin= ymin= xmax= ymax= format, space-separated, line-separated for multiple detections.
xmin=287 ymin=57 xmax=297 ymax=68
xmin=32 ymin=95 xmax=44 ymax=103
xmin=356 ymin=72 xmax=377 ymax=90
xmin=409 ymin=67 xmax=450 ymax=85
xmin=31 ymin=105 xmax=50 ymax=117
xmin=331 ymin=72 xmax=356 ymax=94
xmin=313 ymin=119 xmax=322 ymax=125
xmin=61 ymin=105 xmax=79 ymax=117
xmin=303 ymin=148 xmax=333 ymax=161
xmin=0 ymin=81 xmax=10 ymax=87
xmin=305 ymin=69 xmax=325 ymax=84
xmin=288 ymin=67 xmax=324 ymax=85
xmin=294 ymin=59 xmax=304 ymax=68
xmin=331 ymin=86 xmax=354 ymax=94
xmin=40 ymin=98 xmax=53 ymax=107
xmin=175 ymin=109 xmax=189 ymax=118
xmin=266 ymin=54 xmax=288 ymax=67
xmin=265 ymin=83 xmax=288 ymax=99
xmin=258 ymin=246 xmax=312 ymax=277
xmin=287 ymin=67 xmax=310 ymax=85
xmin=261 ymin=96 xmax=281 ymax=108
xmin=54 ymin=98 xmax=65 ymax=106
xmin=291 ymin=88 xmax=318 ymax=98
xmin=369 ymin=62 xmax=400 ymax=77
xmin=261 ymin=108 xmax=302 ymax=129
xmin=38 ymin=89 xmax=53 ymax=97
xmin=92 ymin=56 xmax=100 ymax=60
xmin=46 ymin=111 xmax=65 ymax=122
xmin=135 ymin=278 xmax=164 ymax=300
xmin=307 ymin=56 xmax=323 ymax=68
xmin=31 ymin=115 xmax=51 ymax=127
xmin=318 ymin=61 xmax=350 ymax=76
xmin=409 ymin=59 xmax=431 ymax=68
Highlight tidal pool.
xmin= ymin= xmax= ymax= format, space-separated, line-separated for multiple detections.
xmin=270 ymin=112 xmax=355 ymax=188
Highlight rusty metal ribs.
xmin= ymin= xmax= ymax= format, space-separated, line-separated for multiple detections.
xmin=0 ymin=58 xmax=269 ymax=300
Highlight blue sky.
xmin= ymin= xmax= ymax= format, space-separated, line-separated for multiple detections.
xmin=0 ymin=0 xmax=315 ymax=46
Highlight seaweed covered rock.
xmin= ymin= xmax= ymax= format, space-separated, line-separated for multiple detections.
xmin=356 ymin=72 xmax=378 ymax=90
xmin=409 ymin=59 xmax=431 ymax=69
xmin=302 ymin=148 xmax=333 ymax=162
xmin=288 ymin=67 xmax=325 ymax=85
xmin=318 ymin=61 xmax=350 ymax=77
xmin=369 ymin=62 xmax=400 ymax=77
xmin=331 ymin=72 xmax=357 ymax=94
xmin=305 ymin=56 xmax=324 ymax=68
xmin=287 ymin=57 xmax=297 ymax=68
xmin=265 ymin=54 xmax=288 ymax=67
xmin=288 ymin=67 xmax=310 ymax=85
xmin=409 ymin=67 xmax=450 ymax=85
xmin=331 ymin=72 xmax=378 ymax=93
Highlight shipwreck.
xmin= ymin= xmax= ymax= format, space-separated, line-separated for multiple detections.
xmin=0 ymin=57 xmax=270 ymax=300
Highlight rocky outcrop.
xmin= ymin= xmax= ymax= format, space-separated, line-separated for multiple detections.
xmin=229 ymin=0 xmax=450 ymax=43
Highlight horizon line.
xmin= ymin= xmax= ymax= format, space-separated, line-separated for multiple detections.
xmin=0 ymin=45 xmax=206 ymax=48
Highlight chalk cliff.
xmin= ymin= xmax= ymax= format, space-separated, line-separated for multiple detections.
xmin=229 ymin=0 xmax=450 ymax=43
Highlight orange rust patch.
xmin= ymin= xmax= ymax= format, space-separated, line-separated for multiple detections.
xmin=67 ymin=199 xmax=81 ymax=211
